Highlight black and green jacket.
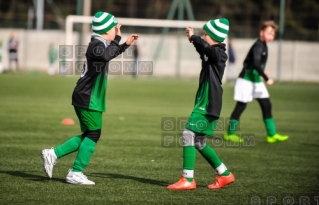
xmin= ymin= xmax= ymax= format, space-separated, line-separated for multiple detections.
xmin=238 ymin=38 xmax=269 ymax=82
xmin=190 ymin=35 xmax=228 ymax=117
xmin=72 ymin=34 xmax=129 ymax=112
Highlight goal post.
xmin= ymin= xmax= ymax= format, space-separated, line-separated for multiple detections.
xmin=65 ymin=15 xmax=207 ymax=45
xmin=65 ymin=15 xmax=228 ymax=80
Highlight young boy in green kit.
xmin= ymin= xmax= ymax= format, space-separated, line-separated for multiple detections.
xmin=224 ymin=21 xmax=289 ymax=143
xmin=167 ymin=18 xmax=235 ymax=190
xmin=41 ymin=11 xmax=138 ymax=185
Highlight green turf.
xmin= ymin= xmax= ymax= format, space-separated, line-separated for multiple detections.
xmin=0 ymin=73 xmax=318 ymax=204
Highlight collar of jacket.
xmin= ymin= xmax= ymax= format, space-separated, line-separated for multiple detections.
xmin=91 ymin=33 xmax=110 ymax=47
xmin=211 ymin=43 xmax=226 ymax=51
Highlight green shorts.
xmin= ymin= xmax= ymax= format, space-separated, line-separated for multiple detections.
xmin=74 ymin=107 xmax=102 ymax=132
xmin=185 ymin=112 xmax=219 ymax=136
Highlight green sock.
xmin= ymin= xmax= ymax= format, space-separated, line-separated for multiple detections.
xmin=183 ymin=146 xmax=196 ymax=182
xmin=72 ymin=137 xmax=96 ymax=172
xmin=54 ymin=135 xmax=83 ymax=158
xmin=264 ymin=118 xmax=277 ymax=136
xmin=198 ymin=144 xmax=229 ymax=176
xmin=227 ymin=118 xmax=239 ymax=135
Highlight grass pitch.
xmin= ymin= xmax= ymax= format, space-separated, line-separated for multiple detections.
xmin=0 ymin=73 xmax=318 ymax=204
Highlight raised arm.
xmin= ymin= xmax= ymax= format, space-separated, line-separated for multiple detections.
xmin=103 ymin=41 xmax=129 ymax=61
xmin=186 ymin=27 xmax=208 ymax=56
xmin=190 ymin=35 xmax=210 ymax=56
xmin=114 ymin=24 xmax=122 ymax=42
xmin=93 ymin=34 xmax=139 ymax=62
xmin=114 ymin=35 xmax=121 ymax=43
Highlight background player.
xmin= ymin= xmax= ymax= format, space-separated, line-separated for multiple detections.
xmin=224 ymin=21 xmax=289 ymax=143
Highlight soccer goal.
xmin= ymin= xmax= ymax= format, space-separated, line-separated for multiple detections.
xmin=65 ymin=15 xmax=228 ymax=79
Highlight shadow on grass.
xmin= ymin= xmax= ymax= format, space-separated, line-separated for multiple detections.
xmin=91 ymin=173 xmax=207 ymax=188
xmin=91 ymin=173 xmax=170 ymax=187
xmin=0 ymin=170 xmax=65 ymax=183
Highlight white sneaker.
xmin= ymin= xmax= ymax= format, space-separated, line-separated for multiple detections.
xmin=66 ymin=169 xmax=95 ymax=185
xmin=41 ymin=148 xmax=57 ymax=178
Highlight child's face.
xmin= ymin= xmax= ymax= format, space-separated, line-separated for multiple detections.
xmin=101 ymin=27 xmax=116 ymax=41
xmin=260 ymin=26 xmax=276 ymax=43
xmin=108 ymin=27 xmax=116 ymax=39
xmin=202 ymin=31 xmax=214 ymax=45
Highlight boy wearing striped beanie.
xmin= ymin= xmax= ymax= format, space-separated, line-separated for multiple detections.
xmin=41 ymin=11 xmax=138 ymax=185
xmin=167 ymin=18 xmax=235 ymax=190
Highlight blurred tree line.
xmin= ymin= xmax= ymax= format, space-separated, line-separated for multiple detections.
xmin=0 ymin=0 xmax=318 ymax=41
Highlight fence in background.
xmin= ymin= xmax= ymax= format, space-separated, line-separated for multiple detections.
xmin=0 ymin=29 xmax=318 ymax=82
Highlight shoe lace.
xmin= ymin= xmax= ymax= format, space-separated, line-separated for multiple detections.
xmin=78 ymin=172 xmax=88 ymax=179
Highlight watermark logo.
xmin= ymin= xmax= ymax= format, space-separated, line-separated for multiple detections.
xmin=58 ymin=45 xmax=152 ymax=76
xmin=123 ymin=45 xmax=137 ymax=59
xmin=138 ymin=61 xmax=153 ymax=75
xmin=59 ymin=61 xmax=73 ymax=75
xmin=160 ymin=133 xmax=255 ymax=148
xmin=160 ymin=117 xmax=254 ymax=148
xmin=59 ymin=45 xmax=73 ymax=59
xmin=249 ymin=194 xmax=319 ymax=205
xmin=161 ymin=117 xmax=240 ymax=132
xmin=109 ymin=61 xmax=122 ymax=75
xmin=123 ymin=61 xmax=137 ymax=75
xmin=75 ymin=61 xmax=84 ymax=75
xmin=93 ymin=45 xmax=104 ymax=56
xmin=161 ymin=134 xmax=179 ymax=148
xmin=75 ymin=45 xmax=87 ymax=59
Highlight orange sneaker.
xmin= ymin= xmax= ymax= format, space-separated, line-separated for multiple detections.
xmin=207 ymin=172 xmax=235 ymax=189
xmin=166 ymin=176 xmax=196 ymax=190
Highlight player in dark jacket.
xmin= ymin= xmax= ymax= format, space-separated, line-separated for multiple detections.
xmin=224 ymin=21 xmax=288 ymax=144
xmin=41 ymin=11 xmax=138 ymax=185
xmin=167 ymin=18 xmax=235 ymax=191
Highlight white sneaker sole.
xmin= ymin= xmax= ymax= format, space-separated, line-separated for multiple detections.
xmin=66 ymin=178 xmax=95 ymax=185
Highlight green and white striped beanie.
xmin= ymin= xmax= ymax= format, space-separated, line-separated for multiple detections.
xmin=203 ymin=18 xmax=229 ymax=42
xmin=92 ymin=11 xmax=118 ymax=34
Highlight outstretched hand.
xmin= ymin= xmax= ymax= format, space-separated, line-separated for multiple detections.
xmin=186 ymin=27 xmax=194 ymax=42
xmin=126 ymin=34 xmax=139 ymax=45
